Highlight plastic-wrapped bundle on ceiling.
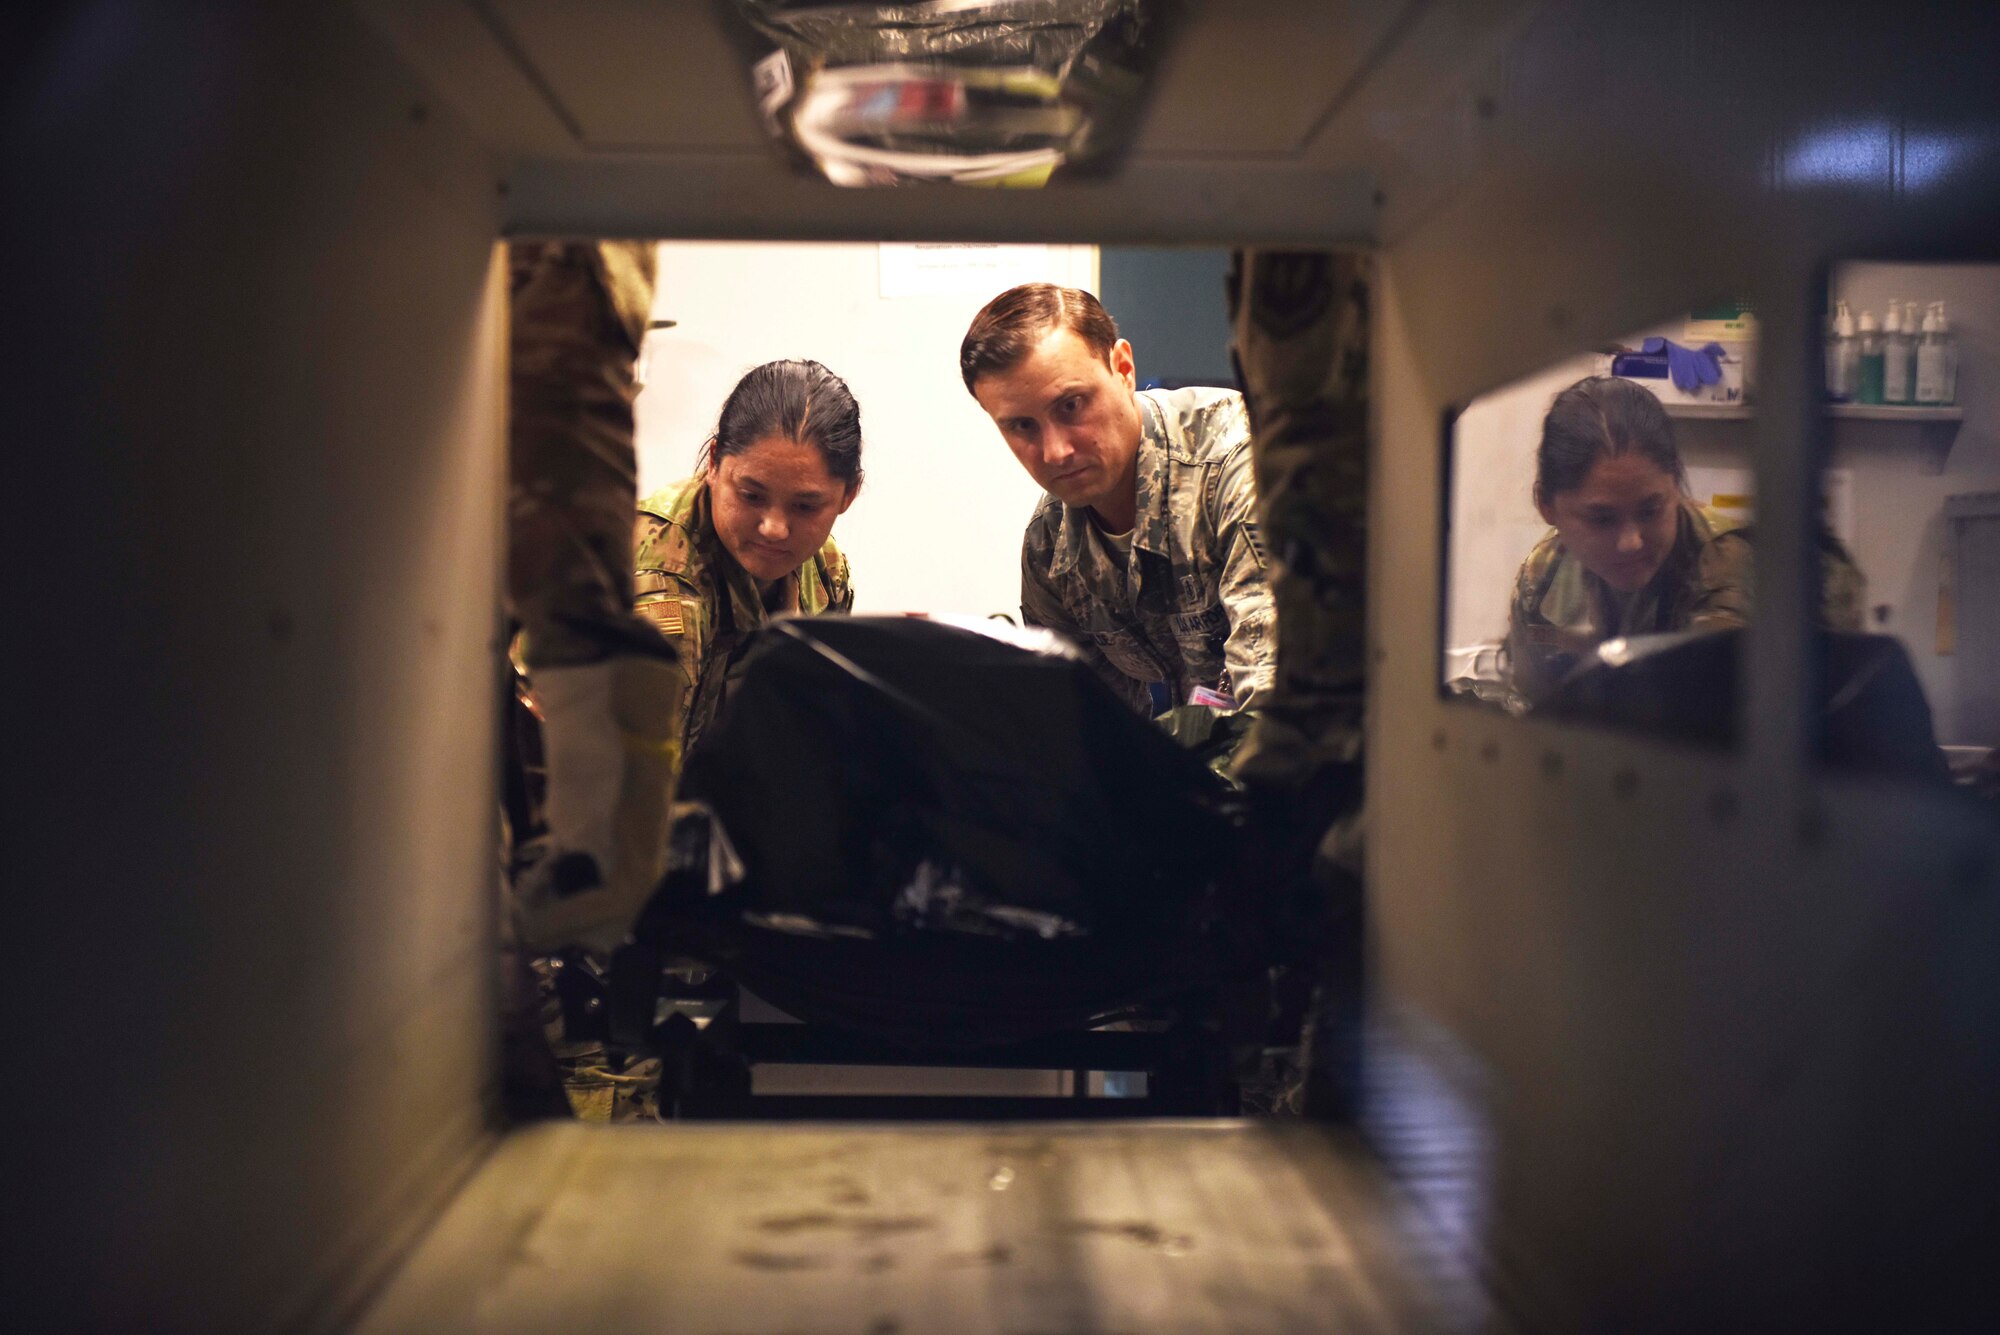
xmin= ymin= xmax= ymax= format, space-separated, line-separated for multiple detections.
xmin=721 ymin=0 xmax=1182 ymax=186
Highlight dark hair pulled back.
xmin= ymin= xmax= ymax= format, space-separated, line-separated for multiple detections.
xmin=709 ymin=359 xmax=863 ymax=486
xmin=1535 ymin=375 xmax=1685 ymax=505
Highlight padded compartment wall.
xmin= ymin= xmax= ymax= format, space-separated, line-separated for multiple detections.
xmin=6 ymin=5 xmax=506 ymax=1328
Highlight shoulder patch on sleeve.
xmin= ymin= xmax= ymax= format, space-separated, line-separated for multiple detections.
xmin=641 ymin=599 xmax=685 ymax=637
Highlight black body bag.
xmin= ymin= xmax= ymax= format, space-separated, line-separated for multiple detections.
xmin=1542 ymin=628 xmax=1952 ymax=781
xmin=632 ymin=615 xmax=1246 ymax=1051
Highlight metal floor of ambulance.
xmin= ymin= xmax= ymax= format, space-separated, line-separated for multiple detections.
xmin=358 ymin=1118 xmax=1496 ymax=1333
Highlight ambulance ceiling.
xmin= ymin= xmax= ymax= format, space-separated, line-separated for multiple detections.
xmin=361 ymin=0 xmax=1539 ymax=244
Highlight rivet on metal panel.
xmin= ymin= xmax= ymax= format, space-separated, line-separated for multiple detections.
xmin=1539 ymin=751 xmax=1563 ymax=779
xmin=1611 ymin=769 xmax=1639 ymax=800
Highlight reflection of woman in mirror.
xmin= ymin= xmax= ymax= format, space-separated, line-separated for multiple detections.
xmin=1505 ymin=375 xmax=1863 ymax=703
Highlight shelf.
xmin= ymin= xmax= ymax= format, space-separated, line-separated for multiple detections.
xmin=1826 ymin=403 xmax=1963 ymax=422
xmin=1659 ymin=400 xmax=1965 ymax=472
xmin=1660 ymin=401 xmax=1963 ymax=421
xmin=1660 ymin=401 xmax=1753 ymax=420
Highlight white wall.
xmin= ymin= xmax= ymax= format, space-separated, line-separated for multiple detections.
xmin=1445 ymin=349 xmax=1600 ymax=651
xmin=634 ymin=241 xmax=1098 ymax=619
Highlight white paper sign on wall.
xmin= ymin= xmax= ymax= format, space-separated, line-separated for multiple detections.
xmin=879 ymin=243 xmax=1054 ymax=299
xmin=1685 ymin=465 xmax=1856 ymax=545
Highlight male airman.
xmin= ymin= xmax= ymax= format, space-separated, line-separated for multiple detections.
xmin=960 ymin=283 xmax=1276 ymax=719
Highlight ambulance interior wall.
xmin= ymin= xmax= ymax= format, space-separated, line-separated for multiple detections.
xmin=1383 ymin=235 xmax=2000 ymax=1335
xmin=1367 ymin=2 xmax=2000 ymax=1327
xmin=12 ymin=8 xmax=503 ymax=1329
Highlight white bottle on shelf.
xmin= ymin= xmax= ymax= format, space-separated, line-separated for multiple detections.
xmin=1826 ymin=300 xmax=1857 ymax=400
xmin=1939 ymin=301 xmax=1959 ymax=403
xmin=1882 ymin=299 xmax=1912 ymax=404
xmin=1915 ymin=301 xmax=1957 ymax=405
xmin=1902 ymin=301 xmax=1921 ymax=399
xmin=1855 ymin=309 xmax=1884 ymax=403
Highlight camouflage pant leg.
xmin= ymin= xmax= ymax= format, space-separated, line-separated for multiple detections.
xmin=508 ymin=240 xmax=669 ymax=670
xmin=495 ymin=884 xmax=572 ymax=1119
xmin=1225 ymin=250 xmax=1372 ymax=788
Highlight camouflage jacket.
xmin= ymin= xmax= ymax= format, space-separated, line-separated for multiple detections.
xmin=633 ymin=476 xmax=853 ymax=760
xmin=1690 ymin=524 xmax=1869 ymax=639
xmin=1020 ymin=387 xmax=1276 ymax=714
xmin=1506 ymin=501 xmax=1867 ymax=702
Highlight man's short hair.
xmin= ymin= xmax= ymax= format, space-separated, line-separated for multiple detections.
xmin=959 ymin=283 xmax=1121 ymax=394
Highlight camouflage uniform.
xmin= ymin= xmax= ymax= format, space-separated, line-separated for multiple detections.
xmin=503 ymin=241 xmax=674 ymax=1115
xmin=1223 ymin=251 xmax=1371 ymax=788
xmin=1219 ymin=251 xmax=1373 ymax=1120
xmin=633 ymin=475 xmax=854 ymax=764
xmin=1020 ymin=386 xmax=1276 ymax=715
xmin=508 ymin=240 xmax=667 ymax=669
xmin=1506 ymin=503 xmax=1868 ymax=703
xmin=1691 ymin=524 xmax=1869 ymax=637
xmin=1506 ymin=502 xmax=1737 ymax=704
